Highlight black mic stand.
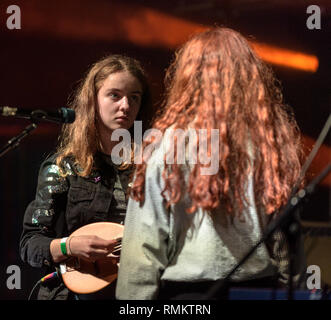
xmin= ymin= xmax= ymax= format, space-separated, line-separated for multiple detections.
xmin=0 ymin=122 xmax=38 ymax=159
xmin=0 ymin=109 xmax=65 ymax=159
xmin=0 ymin=107 xmax=76 ymax=158
xmin=204 ymin=113 xmax=331 ymax=300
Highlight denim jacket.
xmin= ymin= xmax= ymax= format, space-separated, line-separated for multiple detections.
xmin=19 ymin=152 xmax=132 ymax=299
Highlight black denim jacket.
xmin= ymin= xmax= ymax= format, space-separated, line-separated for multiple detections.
xmin=19 ymin=153 xmax=132 ymax=299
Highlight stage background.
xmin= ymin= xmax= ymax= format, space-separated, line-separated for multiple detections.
xmin=0 ymin=0 xmax=330 ymax=299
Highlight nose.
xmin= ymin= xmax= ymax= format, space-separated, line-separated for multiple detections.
xmin=119 ymin=96 xmax=130 ymax=113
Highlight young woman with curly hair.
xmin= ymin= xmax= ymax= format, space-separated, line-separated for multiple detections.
xmin=20 ymin=54 xmax=151 ymax=300
xmin=116 ymin=28 xmax=306 ymax=300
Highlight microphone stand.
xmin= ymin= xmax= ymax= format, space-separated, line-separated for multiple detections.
xmin=0 ymin=122 xmax=38 ymax=159
xmin=204 ymin=113 xmax=331 ymax=300
xmin=0 ymin=107 xmax=76 ymax=158
xmin=0 ymin=107 xmax=75 ymax=159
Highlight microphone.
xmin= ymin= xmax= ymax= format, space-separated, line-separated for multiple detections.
xmin=0 ymin=106 xmax=75 ymax=124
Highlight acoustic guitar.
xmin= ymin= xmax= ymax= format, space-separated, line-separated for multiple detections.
xmin=59 ymin=222 xmax=124 ymax=294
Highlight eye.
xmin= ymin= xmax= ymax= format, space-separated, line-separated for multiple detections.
xmin=131 ymin=95 xmax=141 ymax=103
xmin=109 ymin=92 xmax=121 ymax=100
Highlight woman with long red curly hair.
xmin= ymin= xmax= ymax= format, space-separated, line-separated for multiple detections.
xmin=116 ymin=28 xmax=306 ymax=300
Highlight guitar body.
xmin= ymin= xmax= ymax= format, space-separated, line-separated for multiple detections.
xmin=59 ymin=222 xmax=124 ymax=294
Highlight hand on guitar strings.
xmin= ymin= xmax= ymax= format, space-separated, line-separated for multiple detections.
xmin=67 ymin=235 xmax=119 ymax=263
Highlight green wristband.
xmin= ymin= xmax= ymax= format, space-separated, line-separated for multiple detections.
xmin=60 ymin=237 xmax=68 ymax=256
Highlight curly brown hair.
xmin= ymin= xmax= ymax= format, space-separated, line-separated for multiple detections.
xmin=131 ymin=28 xmax=303 ymax=217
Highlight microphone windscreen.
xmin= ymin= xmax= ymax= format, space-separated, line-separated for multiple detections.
xmin=60 ymin=107 xmax=75 ymax=123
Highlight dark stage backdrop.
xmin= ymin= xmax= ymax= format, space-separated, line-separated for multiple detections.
xmin=0 ymin=0 xmax=330 ymax=300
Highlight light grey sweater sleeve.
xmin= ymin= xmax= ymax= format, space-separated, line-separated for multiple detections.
xmin=116 ymin=156 xmax=170 ymax=300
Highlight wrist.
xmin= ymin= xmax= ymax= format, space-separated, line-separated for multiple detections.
xmin=67 ymin=236 xmax=74 ymax=256
xmin=60 ymin=237 xmax=69 ymax=256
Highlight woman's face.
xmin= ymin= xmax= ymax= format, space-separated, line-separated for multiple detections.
xmin=97 ymin=70 xmax=142 ymax=134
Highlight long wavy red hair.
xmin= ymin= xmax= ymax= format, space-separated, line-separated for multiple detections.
xmin=131 ymin=28 xmax=303 ymax=217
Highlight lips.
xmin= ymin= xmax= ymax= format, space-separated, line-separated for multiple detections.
xmin=116 ymin=115 xmax=129 ymax=121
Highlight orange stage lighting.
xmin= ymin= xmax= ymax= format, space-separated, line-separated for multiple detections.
xmin=13 ymin=1 xmax=319 ymax=73
xmin=250 ymin=42 xmax=319 ymax=73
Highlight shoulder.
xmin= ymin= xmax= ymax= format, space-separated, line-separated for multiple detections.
xmin=32 ymin=153 xmax=72 ymax=196
xmin=38 ymin=153 xmax=76 ymax=179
